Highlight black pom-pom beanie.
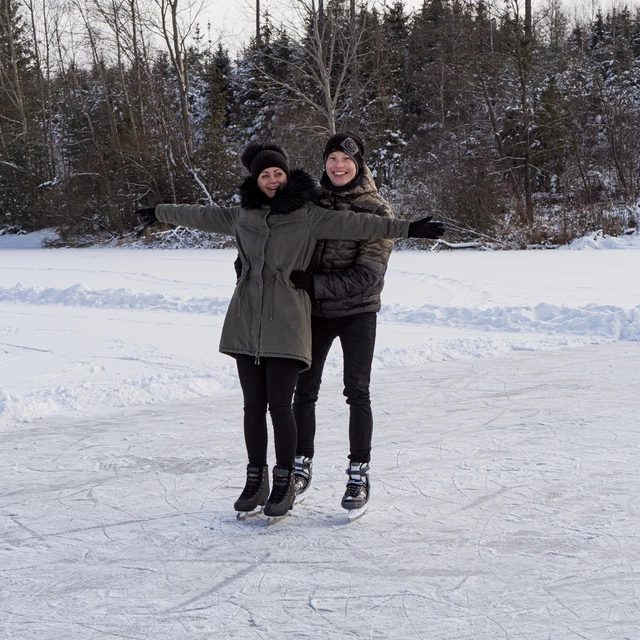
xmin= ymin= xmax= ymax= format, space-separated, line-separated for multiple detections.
xmin=240 ymin=142 xmax=290 ymax=181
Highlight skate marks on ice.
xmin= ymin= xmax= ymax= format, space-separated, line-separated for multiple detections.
xmin=1 ymin=344 xmax=640 ymax=638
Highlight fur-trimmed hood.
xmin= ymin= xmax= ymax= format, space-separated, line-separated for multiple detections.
xmin=239 ymin=168 xmax=321 ymax=214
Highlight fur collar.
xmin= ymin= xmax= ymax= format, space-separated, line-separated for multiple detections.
xmin=239 ymin=168 xmax=321 ymax=214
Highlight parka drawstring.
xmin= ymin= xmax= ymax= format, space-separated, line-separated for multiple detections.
xmin=236 ymin=273 xmax=249 ymax=317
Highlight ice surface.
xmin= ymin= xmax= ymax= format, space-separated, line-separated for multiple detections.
xmin=1 ymin=345 xmax=639 ymax=639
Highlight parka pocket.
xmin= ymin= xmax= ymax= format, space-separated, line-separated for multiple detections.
xmin=270 ymin=266 xmax=295 ymax=320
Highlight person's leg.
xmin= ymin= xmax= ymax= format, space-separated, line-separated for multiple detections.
xmin=233 ymin=355 xmax=270 ymax=515
xmin=292 ymin=317 xmax=337 ymax=458
xmin=264 ymin=357 xmax=304 ymax=468
xmin=339 ymin=312 xmax=377 ymax=464
xmin=235 ymin=354 xmax=268 ymax=467
xmin=263 ymin=357 xmax=304 ymax=518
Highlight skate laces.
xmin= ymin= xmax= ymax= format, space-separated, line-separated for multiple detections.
xmin=239 ymin=466 xmax=264 ymax=498
xmin=345 ymin=462 xmax=369 ymax=497
xmin=344 ymin=482 xmax=365 ymax=498
xmin=270 ymin=467 xmax=293 ymax=502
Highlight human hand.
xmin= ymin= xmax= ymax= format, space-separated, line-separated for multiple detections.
xmin=290 ymin=270 xmax=314 ymax=296
xmin=136 ymin=207 xmax=158 ymax=227
xmin=407 ymin=216 xmax=445 ymax=239
xmin=234 ymin=255 xmax=243 ymax=281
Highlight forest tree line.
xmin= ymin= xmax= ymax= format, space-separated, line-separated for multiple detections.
xmin=1 ymin=0 xmax=640 ymax=247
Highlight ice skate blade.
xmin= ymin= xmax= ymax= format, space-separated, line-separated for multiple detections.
xmin=236 ymin=506 xmax=263 ymax=521
xmin=347 ymin=504 xmax=368 ymax=522
xmin=294 ymin=492 xmax=307 ymax=505
xmin=265 ymin=513 xmax=290 ymax=525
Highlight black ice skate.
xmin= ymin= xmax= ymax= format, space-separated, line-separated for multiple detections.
xmin=234 ymin=465 xmax=269 ymax=520
xmin=293 ymin=455 xmax=313 ymax=504
xmin=263 ymin=465 xmax=296 ymax=524
xmin=341 ymin=461 xmax=370 ymax=521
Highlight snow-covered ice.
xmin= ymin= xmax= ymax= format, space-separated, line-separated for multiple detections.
xmin=1 ymin=233 xmax=639 ymax=638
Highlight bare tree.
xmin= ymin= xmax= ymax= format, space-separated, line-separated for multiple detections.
xmin=254 ymin=0 xmax=370 ymax=135
xmin=0 ymin=0 xmax=30 ymax=169
xmin=23 ymin=0 xmax=58 ymax=178
xmin=150 ymin=0 xmax=205 ymax=158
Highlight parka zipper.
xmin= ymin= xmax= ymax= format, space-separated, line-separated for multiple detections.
xmin=253 ymin=210 xmax=270 ymax=363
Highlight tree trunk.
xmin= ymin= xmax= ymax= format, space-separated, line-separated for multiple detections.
xmin=349 ymin=0 xmax=358 ymax=118
xmin=256 ymin=0 xmax=260 ymax=42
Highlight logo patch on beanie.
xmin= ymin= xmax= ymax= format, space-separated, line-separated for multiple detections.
xmin=341 ymin=137 xmax=360 ymax=157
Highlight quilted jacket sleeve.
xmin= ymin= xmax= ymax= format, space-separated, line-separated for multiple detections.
xmin=312 ymin=203 xmax=395 ymax=300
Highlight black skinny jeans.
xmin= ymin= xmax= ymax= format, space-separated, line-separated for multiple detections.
xmin=235 ymin=355 xmax=302 ymax=469
xmin=293 ymin=312 xmax=377 ymax=463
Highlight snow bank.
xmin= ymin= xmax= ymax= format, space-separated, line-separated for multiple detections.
xmin=3 ymin=282 xmax=636 ymax=340
xmin=0 ymin=369 xmax=238 ymax=426
xmin=0 ymin=229 xmax=58 ymax=249
xmin=562 ymin=228 xmax=640 ymax=250
xmin=0 ymin=282 xmax=229 ymax=315
xmin=380 ymin=301 xmax=640 ymax=341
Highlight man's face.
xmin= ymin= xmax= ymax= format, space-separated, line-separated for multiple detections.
xmin=325 ymin=151 xmax=357 ymax=187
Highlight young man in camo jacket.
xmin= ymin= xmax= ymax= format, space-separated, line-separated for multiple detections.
xmin=289 ymin=132 xmax=405 ymax=514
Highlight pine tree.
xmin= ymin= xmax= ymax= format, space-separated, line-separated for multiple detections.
xmin=0 ymin=0 xmax=46 ymax=232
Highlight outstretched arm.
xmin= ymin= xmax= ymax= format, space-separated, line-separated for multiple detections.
xmin=307 ymin=205 xmax=445 ymax=241
xmin=307 ymin=205 xmax=409 ymax=241
xmin=155 ymin=203 xmax=239 ymax=236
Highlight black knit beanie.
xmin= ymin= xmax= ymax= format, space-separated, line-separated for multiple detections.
xmin=322 ymin=132 xmax=365 ymax=175
xmin=240 ymin=142 xmax=290 ymax=181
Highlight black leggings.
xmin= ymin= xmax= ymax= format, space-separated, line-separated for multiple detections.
xmin=235 ymin=355 xmax=302 ymax=468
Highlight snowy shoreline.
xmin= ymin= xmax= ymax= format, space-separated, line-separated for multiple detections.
xmin=1 ymin=232 xmax=639 ymax=427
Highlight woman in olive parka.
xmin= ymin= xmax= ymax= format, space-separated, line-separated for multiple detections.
xmin=139 ymin=142 xmax=444 ymax=521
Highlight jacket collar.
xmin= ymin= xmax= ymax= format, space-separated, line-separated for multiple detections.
xmin=240 ymin=168 xmax=321 ymax=214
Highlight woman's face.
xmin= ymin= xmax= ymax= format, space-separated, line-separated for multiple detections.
xmin=257 ymin=167 xmax=288 ymax=197
xmin=325 ymin=151 xmax=357 ymax=187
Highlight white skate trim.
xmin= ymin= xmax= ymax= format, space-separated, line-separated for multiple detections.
xmin=347 ymin=503 xmax=368 ymax=522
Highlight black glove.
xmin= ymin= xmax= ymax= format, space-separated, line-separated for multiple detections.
xmin=234 ymin=255 xmax=243 ymax=281
xmin=136 ymin=207 xmax=158 ymax=227
xmin=290 ymin=270 xmax=314 ymax=296
xmin=407 ymin=216 xmax=445 ymax=239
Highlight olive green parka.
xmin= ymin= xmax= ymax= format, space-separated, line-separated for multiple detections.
xmin=156 ymin=169 xmax=410 ymax=369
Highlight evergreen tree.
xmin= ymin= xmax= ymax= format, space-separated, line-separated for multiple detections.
xmin=0 ymin=0 xmax=46 ymax=232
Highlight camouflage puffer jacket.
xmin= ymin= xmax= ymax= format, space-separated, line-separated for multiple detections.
xmin=308 ymin=165 xmax=395 ymax=318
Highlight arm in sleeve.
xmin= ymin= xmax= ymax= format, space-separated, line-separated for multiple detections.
xmin=156 ymin=203 xmax=238 ymax=236
xmin=307 ymin=204 xmax=409 ymax=241
xmin=312 ymin=237 xmax=394 ymax=300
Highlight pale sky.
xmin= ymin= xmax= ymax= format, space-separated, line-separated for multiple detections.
xmin=204 ymin=0 xmax=442 ymax=53
xmin=204 ymin=0 xmax=634 ymax=54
